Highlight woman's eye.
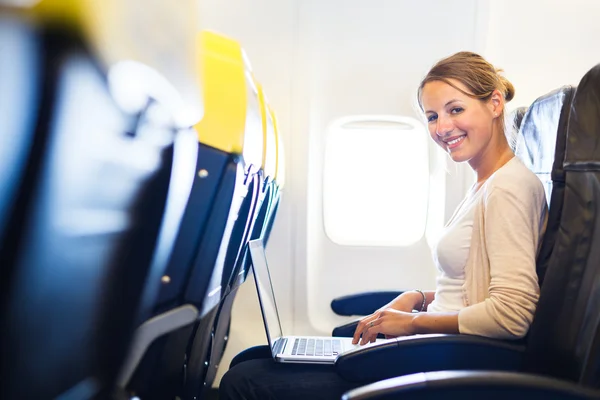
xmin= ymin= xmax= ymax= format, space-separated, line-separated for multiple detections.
xmin=450 ymin=107 xmax=464 ymax=114
xmin=427 ymin=115 xmax=437 ymax=123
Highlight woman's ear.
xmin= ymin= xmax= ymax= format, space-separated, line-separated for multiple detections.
xmin=489 ymin=89 xmax=504 ymax=117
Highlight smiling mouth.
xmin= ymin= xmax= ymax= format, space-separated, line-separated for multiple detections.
xmin=444 ymin=135 xmax=466 ymax=150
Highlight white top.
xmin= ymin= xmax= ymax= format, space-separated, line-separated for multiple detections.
xmin=424 ymin=157 xmax=548 ymax=339
xmin=428 ymin=183 xmax=485 ymax=313
xmin=431 ymin=156 xmax=547 ymax=339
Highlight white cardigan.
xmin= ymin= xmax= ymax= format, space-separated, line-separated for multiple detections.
xmin=457 ymin=157 xmax=548 ymax=339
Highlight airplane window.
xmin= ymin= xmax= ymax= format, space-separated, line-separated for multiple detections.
xmin=323 ymin=116 xmax=429 ymax=247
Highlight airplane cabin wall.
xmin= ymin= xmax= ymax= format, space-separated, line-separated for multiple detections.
xmin=197 ymin=0 xmax=600 ymax=386
xmin=483 ymin=0 xmax=600 ymax=109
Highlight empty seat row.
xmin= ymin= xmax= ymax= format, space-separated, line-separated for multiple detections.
xmin=0 ymin=3 xmax=285 ymax=399
xmin=120 ymin=31 xmax=286 ymax=400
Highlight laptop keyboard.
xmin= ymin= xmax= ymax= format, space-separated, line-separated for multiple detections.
xmin=291 ymin=338 xmax=343 ymax=356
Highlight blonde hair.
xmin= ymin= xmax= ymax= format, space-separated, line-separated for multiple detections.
xmin=417 ymin=51 xmax=515 ymax=111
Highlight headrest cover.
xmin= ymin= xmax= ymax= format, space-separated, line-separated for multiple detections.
xmin=257 ymin=85 xmax=276 ymax=180
xmin=271 ymin=107 xmax=285 ymax=188
xmin=195 ymin=30 xmax=246 ymax=154
xmin=506 ymin=106 xmax=528 ymax=151
xmin=564 ymin=64 xmax=600 ymax=169
xmin=242 ymin=70 xmax=264 ymax=173
xmin=516 ymin=85 xmax=576 ymax=181
xmin=31 ymin=0 xmax=203 ymax=125
xmin=268 ymin=105 xmax=284 ymax=187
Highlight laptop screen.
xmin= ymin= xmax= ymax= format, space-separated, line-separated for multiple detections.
xmin=248 ymin=239 xmax=284 ymax=353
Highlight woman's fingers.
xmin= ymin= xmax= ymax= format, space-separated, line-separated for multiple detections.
xmin=352 ymin=313 xmax=379 ymax=344
xmin=359 ymin=318 xmax=384 ymax=345
xmin=352 ymin=318 xmax=367 ymax=344
xmin=359 ymin=309 xmax=413 ymax=344
xmin=353 ymin=309 xmax=403 ymax=345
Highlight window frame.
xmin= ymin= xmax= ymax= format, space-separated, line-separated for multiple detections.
xmin=322 ymin=115 xmax=431 ymax=247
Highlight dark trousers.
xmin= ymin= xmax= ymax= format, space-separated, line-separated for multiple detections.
xmin=219 ymin=358 xmax=363 ymax=400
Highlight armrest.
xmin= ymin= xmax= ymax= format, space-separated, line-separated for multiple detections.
xmin=117 ymin=305 xmax=198 ymax=386
xmin=342 ymin=370 xmax=599 ymax=400
xmin=331 ymin=291 xmax=405 ymax=316
xmin=335 ymin=334 xmax=526 ymax=382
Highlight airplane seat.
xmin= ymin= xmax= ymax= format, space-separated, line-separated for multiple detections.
xmin=514 ymin=85 xmax=576 ymax=286
xmin=0 ymin=15 xmax=39 ymax=248
xmin=181 ymin=43 xmax=270 ymax=400
xmin=262 ymin=105 xmax=286 ymax=246
xmin=506 ymin=106 xmax=528 ymax=151
xmin=246 ymin=88 xmax=280 ymax=258
xmin=226 ymin=87 xmax=280 ymax=292
xmin=120 ymin=30 xmax=264 ymax=400
xmin=0 ymin=10 xmax=197 ymax=400
xmin=512 ymin=105 xmax=528 ymax=129
xmin=197 ymin=85 xmax=281 ymax=397
xmin=340 ymin=64 xmax=600 ymax=400
xmin=224 ymin=105 xmax=286 ymax=374
xmin=329 ymin=88 xmax=574 ymax=337
xmin=219 ymin=81 xmax=275 ymax=299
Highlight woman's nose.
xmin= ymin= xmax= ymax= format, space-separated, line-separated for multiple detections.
xmin=436 ymin=115 xmax=453 ymax=137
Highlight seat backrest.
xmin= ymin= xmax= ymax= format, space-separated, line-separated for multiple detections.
xmin=253 ymin=88 xmax=279 ymax=240
xmin=149 ymin=30 xmax=262 ymax=314
xmin=0 ymin=16 xmax=39 ymax=248
xmin=219 ymin=76 xmax=270 ymax=294
xmin=0 ymin=20 xmax=184 ymax=400
xmin=515 ymin=86 xmax=576 ymax=285
xmin=226 ymin=81 xmax=279 ymax=290
xmin=263 ymin=104 xmax=285 ymax=245
xmin=506 ymin=106 xmax=528 ymax=151
xmin=181 ymin=30 xmax=263 ymax=313
xmin=178 ymin=31 xmax=266 ymax=400
xmin=512 ymin=106 xmax=528 ymax=130
xmin=121 ymin=30 xmax=263 ymax=399
xmin=524 ymin=65 xmax=600 ymax=388
xmin=197 ymin=81 xmax=281 ymax=396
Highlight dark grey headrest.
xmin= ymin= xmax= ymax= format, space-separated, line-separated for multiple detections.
xmin=506 ymin=106 xmax=528 ymax=151
xmin=564 ymin=64 xmax=600 ymax=170
xmin=516 ymin=85 xmax=576 ymax=180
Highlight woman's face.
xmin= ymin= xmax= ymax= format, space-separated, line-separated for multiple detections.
xmin=421 ymin=79 xmax=501 ymax=164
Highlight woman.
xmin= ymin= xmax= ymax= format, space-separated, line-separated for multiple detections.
xmin=219 ymin=51 xmax=548 ymax=400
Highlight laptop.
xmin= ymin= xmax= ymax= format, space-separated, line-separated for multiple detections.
xmin=248 ymin=239 xmax=387 ymax=364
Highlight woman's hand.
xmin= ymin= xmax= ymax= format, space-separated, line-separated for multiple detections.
xmin=352 ymin=308 xmax=417 ymax=345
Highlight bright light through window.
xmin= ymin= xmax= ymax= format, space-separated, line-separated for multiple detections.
xmin=323 ymin=116 xmax=430 ymax=247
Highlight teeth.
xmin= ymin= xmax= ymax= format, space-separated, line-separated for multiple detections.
xmin=448 ymin=136 xmax=465 ymax=145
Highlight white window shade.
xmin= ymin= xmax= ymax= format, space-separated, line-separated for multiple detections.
xmin=323 ymin=116 xmax=430 ymax=247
